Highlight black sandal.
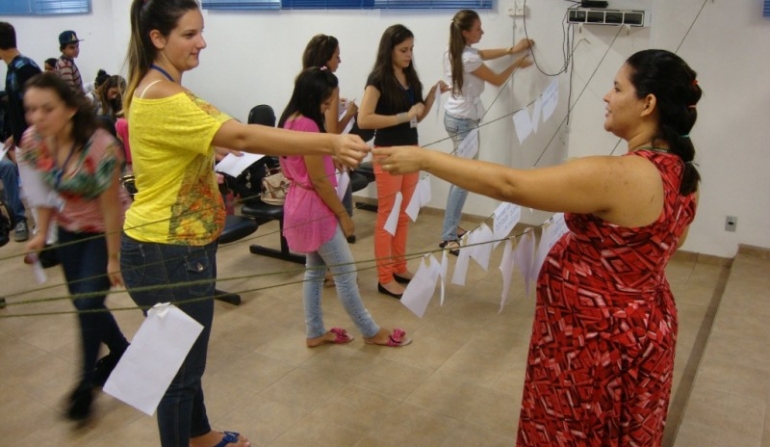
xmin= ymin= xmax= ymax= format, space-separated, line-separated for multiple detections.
xmin=438 ymin=240 xmax=461 ymax=256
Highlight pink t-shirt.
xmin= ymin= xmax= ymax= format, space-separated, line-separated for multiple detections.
xmin=280 ymin=116 xmax=338 ymax=253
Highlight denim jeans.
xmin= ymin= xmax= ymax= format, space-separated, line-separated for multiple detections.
xmin=58 ymin=228 xmax=129 ymax=385
xmin=0 ymin=158 xmax=27 ymax=224
xmin=441 ymin=113 xmax=480 ymax=242
xmin=304 ymin=225 xmax=379 ymax=338
xmin=120 ymin=234 xmax=217 ymax=447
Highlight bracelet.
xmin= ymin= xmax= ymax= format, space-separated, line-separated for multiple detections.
xmin=397 ymin=112 xmax=408 ymax=124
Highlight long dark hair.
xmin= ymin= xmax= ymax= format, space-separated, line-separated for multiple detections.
xmin=97 ymin=75 xmax=126 ymax=120
xmin=25 ymin=72 xmax=96 ymax=150
xmin=278 ymin=67 xmax=338 ymax=132
xmin=302 ymin=34 xmax=339 ymax=69
xmin=368 ymin=24 xmax=423 ymax=111
xmin=626 ymin=49 xmax=702 ymax=195
xmin=448 ymin=10 xmax=479 ymax=96
xmin=124 ymin=0 xmax=199 ymax=112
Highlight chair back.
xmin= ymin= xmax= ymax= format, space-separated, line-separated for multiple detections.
xmin=248 ymin=104 xmax=276 ymax=127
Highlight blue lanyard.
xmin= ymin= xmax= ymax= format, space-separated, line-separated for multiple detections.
xmin=404 ymin=85 xmax=414 ymax=105
xmin=54 ymin=142 xmax=77 ymax=190
xmin=150 ymin=64 xmax=174 ymax=82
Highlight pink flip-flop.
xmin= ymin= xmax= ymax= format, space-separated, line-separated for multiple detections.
xmin=364 ymin=328 xmax=412 ymax=347
xmin=307 ymin=327 xmax=354 ymax=347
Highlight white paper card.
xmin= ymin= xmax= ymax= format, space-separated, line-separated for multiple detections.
xmin=512 ymin=108 xmax=533 ymax=145
xmin=336 ymin=170 xmax=350 ymax=201
xmin=469 ymin=223 xmax=495 ymax=272
xmin=498 ymin=239 xmax=516 ymax=313
xmin=418 ymin=175 xmax=432 ymax=205
xmin=450 ymin=239 xmax=471 ymax=286
xmin=541 ymin=78 xmax=559 ymax=123
xmin=383 ymin=192 xmax=403 ymax=236
xmin=104 ymin=303 xmax=204 ymax=416
xmin=439 ymin=249 xmax=448 ymax=306
xmin=513 ymin=231 xmax=536 ymax=297
xmin=215 ymin=152 xmax=264 ymax=178
xmin=532 ymin=213 xmax=569 ymax=281
xmin=531 ymin=98 xmax=542 ymax=133
xmin=455 ymin=128 xmax=479 ymax=159
xmin=401 ymin=256 xmax=438 ymax=318
xmin=494 ymin=203 xmax=521 ymax=243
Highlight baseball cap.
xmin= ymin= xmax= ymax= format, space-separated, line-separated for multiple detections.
xmin=58 ymin=30 xmax=83 ymax=46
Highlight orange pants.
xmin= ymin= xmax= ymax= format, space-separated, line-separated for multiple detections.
xmin=373 ymin=160 xmax=419 ymax=284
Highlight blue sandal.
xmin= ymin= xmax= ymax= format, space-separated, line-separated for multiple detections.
xmin=212 ymin=431 xmax=242 ymax=447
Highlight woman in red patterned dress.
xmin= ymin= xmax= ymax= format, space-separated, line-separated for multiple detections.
xmin=375 ymin=49 xmax=701 ymax=446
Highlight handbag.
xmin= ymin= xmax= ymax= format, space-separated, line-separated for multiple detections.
xmin=260 ymin=168 xmax=289 ymax=206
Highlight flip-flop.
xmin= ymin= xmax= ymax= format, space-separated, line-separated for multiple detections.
xmin=364 ymin=328 xmax=412 ymax=348
xmin=211 ymin=431 xmax=245 ymax=447
xmin=307 ymin=327 xmax=354 ymax=347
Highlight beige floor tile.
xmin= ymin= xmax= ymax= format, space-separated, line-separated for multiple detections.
xmin=1 ymin=208 xmax=759 ymax=446
xmin=269 ymin=411 xmax=364 ymax=447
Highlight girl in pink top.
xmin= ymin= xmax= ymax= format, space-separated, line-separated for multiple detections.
xmin=280 ymin=68 xmax=411 ymax=348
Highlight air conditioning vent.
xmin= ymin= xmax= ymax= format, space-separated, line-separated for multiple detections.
xmin=568 ymin=8 xmax=646 ymax=27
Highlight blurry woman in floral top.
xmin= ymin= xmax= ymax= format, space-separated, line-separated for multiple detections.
xmin=21 ymin=72 xmax=130 ymax=421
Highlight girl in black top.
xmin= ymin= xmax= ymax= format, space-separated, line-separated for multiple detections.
xmin=358 ymin=24 xmax=448 ymax=298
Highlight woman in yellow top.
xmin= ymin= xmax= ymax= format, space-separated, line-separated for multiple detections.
xmin=121 ymin=2 xmax=368 ymax=447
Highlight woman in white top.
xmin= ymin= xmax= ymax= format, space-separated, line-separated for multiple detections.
xmin=440 ymin=9 xmax=534 ymax=254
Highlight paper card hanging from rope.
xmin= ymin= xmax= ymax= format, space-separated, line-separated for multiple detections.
xmin=455 ymin=128 xmax=479 ymax=159
xmin=450 ymin=238 xmax=471 ymax=286
xmin=439 ymin=249 xmax=448 ymax=306
xmin=401 ymin=254 xmax=440 ymax=318
xmin=513 ymin=108 xmax=533 ymax=145
xmin=104 ymin=303 xmax=203 ymax=416
xmin=405 ymin=176 xmax=432 ymax=222
xmin=493 ymin=202 xmax=521 ymax=249
xmin=383 ymin=191 xmax=403 ymax=236
xmin=469 ymin=223 xmax=495 ymax=271
xmin=531 ymin=213 xmax=569 ymax=281
xmin=513 ymin=230 xmax=536 ymax=296
xmin=541 ymin=78 xmax=559 ymax=123
xmin=499 ymin=238 xmax=516 ymax=313
xmin=336 ymin=170 xmax=350 ymax=201
xmin=531 ymin=97 xmax=543 ymax=133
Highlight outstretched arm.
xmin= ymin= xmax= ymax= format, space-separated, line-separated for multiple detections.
xmin=374 ymin=146 xmax=663 ymax=225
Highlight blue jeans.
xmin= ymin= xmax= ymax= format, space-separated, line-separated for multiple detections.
xmin=120 ymin=234 xmax=216 ymax=447
xmin=304 ymin=225 xmax=379 ymax=338
xmin=0 ymin=158 xmax=27 ymax=224
xmin=58 ymin=228 xmax=129 ymax=384
xmin=441 ymin=113 xmax=480 ymax=242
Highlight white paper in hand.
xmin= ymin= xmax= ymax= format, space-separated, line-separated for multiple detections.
xmin=104 ymin=303 xmax=203 ymax=416
xmin=336 ymin=170 xmax=350 ymax=201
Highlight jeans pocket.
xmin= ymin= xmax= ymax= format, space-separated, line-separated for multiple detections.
xmin=183 ymin=247 xmax=214 ymax=298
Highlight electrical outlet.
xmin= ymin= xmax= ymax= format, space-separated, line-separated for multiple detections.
xmin=725 ymin=215 xmax=737 ymax=232
xmin=508 ymin=5 xmax=527 ymax=17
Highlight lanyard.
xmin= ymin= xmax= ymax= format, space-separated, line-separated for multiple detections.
xmin=404 ymin=85 xmax=414 ymax=105
xmin=54 ymin=141 xmax=77 ymax=190
xmin=150 ymin=64 xmax=175 ymax=82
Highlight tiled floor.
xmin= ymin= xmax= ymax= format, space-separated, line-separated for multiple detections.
xmin=0 ymin=206 xmax=735 ymax=446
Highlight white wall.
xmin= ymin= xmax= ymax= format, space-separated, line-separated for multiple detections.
xmin=3 ymin=0 xmax=768 ymax=258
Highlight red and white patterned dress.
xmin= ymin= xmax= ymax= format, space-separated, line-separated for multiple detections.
xmin=516 ymin=150 xmax=697 ymax=447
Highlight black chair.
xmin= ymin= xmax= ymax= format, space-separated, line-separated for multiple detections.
xmin=239 ymin=105 xmax=305 ymax=265
xmin=353 ymin=161 xmax=378 ymax=212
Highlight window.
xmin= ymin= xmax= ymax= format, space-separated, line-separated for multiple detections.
xmin=765 ymin=0 xmax=770 ymax=18
xmin=202 ymin=0 xmax=492 ymax=11
xmin=0 ymin=0 xmax=91 ymax=15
